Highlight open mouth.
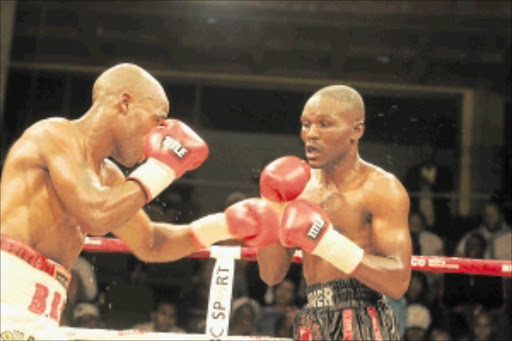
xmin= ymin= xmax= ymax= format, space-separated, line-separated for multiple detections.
xmin=305 ymin=144 xmax=321 ymax=158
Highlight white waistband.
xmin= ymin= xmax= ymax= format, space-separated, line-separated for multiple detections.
xmin=1 ymin=250 xmax=67 ymax=323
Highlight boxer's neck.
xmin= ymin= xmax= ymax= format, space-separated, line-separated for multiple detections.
xmin=322 ymin=149 xmax=362 ymax=190
xmin=75 ymin=105 xmax=114 ymax=170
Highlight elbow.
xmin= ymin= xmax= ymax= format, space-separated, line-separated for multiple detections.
xmin=133 ymin=251 xmax=159 ymax=263
xmin=387 ymin=285 xmax=408 ymax=300
xmin=258 ymin=268 xmax=287 ymax=287
xmin=388 ymin=273 xmax=411 ymax=300
xmin=79 ymin=212 xmax=115 ymax=236
xmin=131 ymin=248 xmax=175 ymax=264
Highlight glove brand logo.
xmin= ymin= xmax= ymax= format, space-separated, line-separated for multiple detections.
xmin=162 ymin=136 xmax=188 ymax=159
xmin=307 ymin=216 xmax=325 ymax=240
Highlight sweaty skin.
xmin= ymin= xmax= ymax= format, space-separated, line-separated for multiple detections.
xmin=0 ymin=64 xmax=198 ymax=269
xmin=257 ymin=86 xmax=412 ymax=299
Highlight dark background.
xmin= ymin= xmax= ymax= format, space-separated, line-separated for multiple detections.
xmin=0 ymin=0 xmax=510 ymax=335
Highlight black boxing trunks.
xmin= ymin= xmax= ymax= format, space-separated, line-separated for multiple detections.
xmin=293 ymin=278 xmax=401 ymax=341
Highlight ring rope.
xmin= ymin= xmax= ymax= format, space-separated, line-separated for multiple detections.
xmin=84 ymin=237 xmax=512 ymax=277
xmin=65 ymin=237 xmax=510 ymax=341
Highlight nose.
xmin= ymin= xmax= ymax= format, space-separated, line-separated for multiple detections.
xmin=304 ymin=124 xmax=319 ymax=141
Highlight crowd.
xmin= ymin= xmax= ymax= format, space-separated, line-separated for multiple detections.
xmin=61 ymin=184 xmax=511 ymax=341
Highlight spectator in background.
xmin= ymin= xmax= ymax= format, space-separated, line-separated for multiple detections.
xmin=428 ymin=328 xmax=452 ymax=341
xmin=273 ymin=311 xmax=295 ymax=338
xmin=403 ymin=303 xmax=432 ymax=341
xmin=409 ymin=210 xmax=444 ymax=256
xmin=132 ymin=301 xmax=185 ymax=333
xmin=256 ymin=278 xmax=299 ymax=336
xmin=455 ymin=200 xmax=511 ymax=260
xmin=468 ymin=309 xmax=496 ymax=341
xmin=404 ymin=143 xmax=453 ymax=238
xmin=408 ymin=210 xmax=445 ymax=324
xmin=61 ymin=256 xmax=98 ymax=326
xmin=405 ymin=272 xmax=430 ymax=306
xmin=443 ymin=232 xmax=504 ymax=310
xmin=229 ymin=296 xmax=261 ymax=336
xmin=72 ymin=302 xmax=104 ymax=329
xmin=406 ymin=271 xmax=448 ymax=332
xmin=184 ymin=259 xmax=213 ymax=333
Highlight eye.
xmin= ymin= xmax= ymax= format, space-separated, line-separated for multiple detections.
xmin=301 ymin=121 xmax=310 ymax=129
xmin=320 ymin=120 xmax=332 ymax=127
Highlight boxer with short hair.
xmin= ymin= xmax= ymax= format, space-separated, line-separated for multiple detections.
xmin=0 ymin=63 xmax=278 ymax=339
xmin=257 ymin=85 xmax=412 ymax=340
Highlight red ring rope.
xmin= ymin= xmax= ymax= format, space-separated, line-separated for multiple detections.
xmin=83 ymin=237 xmax=511 ymax=277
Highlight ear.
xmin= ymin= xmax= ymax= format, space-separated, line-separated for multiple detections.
xmin=117 ymin=92 xmax=132 ymax=114
xmin=352 ymin=121 xmax=365 ymax=141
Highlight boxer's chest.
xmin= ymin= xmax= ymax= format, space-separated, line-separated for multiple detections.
xmin=301 ymin=183 xmax=372 ymax=244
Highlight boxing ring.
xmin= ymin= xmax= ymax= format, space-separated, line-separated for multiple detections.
xmin=59 ymin=237 xmax=512 ymax=341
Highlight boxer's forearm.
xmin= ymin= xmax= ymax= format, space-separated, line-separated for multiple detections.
xmin=130 ymin=222 xmax=198 ymax=263
xmin=257 ymin=243 xmax=294 ymax=286
xmin=350 ymin=254 xmax=411 ymax=299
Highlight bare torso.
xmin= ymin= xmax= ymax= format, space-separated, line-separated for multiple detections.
xmin=1 ymin=118 xmax=110 ymax=269
xmin=299 ymin=163 xmax=391 ymax=284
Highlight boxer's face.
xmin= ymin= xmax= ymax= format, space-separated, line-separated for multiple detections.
xmin=115 ymin=95 xmax=168 ymax=167
xmin=300 ymin=95 xmax=363 ymax=169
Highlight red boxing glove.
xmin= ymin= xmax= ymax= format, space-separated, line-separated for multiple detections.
xmin=227 ymin=199 xmax=280 ymax=248
xmin=280 ymin=199 xmax=331 ymax=252
xmin=128 ymin=119 xmax=209 ymax=201
xmin=190 ymin=198 xmax=280 ymax=249
xmin=260 ymin=156 xmax=311 ymax=202
xmin=280 ymin=199 xmax=364 ymax=274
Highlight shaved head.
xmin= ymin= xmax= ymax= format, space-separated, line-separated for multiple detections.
xmin=312 ymin=85 xmax=365 ymax=123
xmin=92 ymin=63 xmax=168 ymax=108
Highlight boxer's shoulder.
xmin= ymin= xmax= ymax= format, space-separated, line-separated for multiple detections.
xmin=24 ymin=117 xmax=73 ymax=136
xmin=363 ymin=164 xmax=409 ymax=208
xmin=15 ymin=118 xmax=77 ymax=152
xmin=4 ymin=119 xmax=73 ymax=167
xmin=28 ymin=118 xmax=83 ymax=157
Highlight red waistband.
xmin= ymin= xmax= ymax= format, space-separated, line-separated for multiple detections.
xmin=0 ymin=234 xmax=71 ymax=289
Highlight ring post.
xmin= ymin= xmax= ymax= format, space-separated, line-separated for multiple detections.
xmin=205 ymin=245 xmax=241 ymax=341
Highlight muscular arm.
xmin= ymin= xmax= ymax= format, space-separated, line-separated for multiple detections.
xmin=351 ymin=177 xmax=412 ymax=299
xmin=44 ymin=133 xmax=147 ymax=235
xmin=105 ymin=161 xmax=199 ymax=262
xmin=112 ymin=212 xmax=198 ymax=262
xmin=257 ymin=242 xmax=295 ymax=286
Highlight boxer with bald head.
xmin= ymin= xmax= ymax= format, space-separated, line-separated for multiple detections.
xmin=0 ymin=63 xmax=280 ymax=339
xmin=257 ymin=85 xmax=412 ymax=340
